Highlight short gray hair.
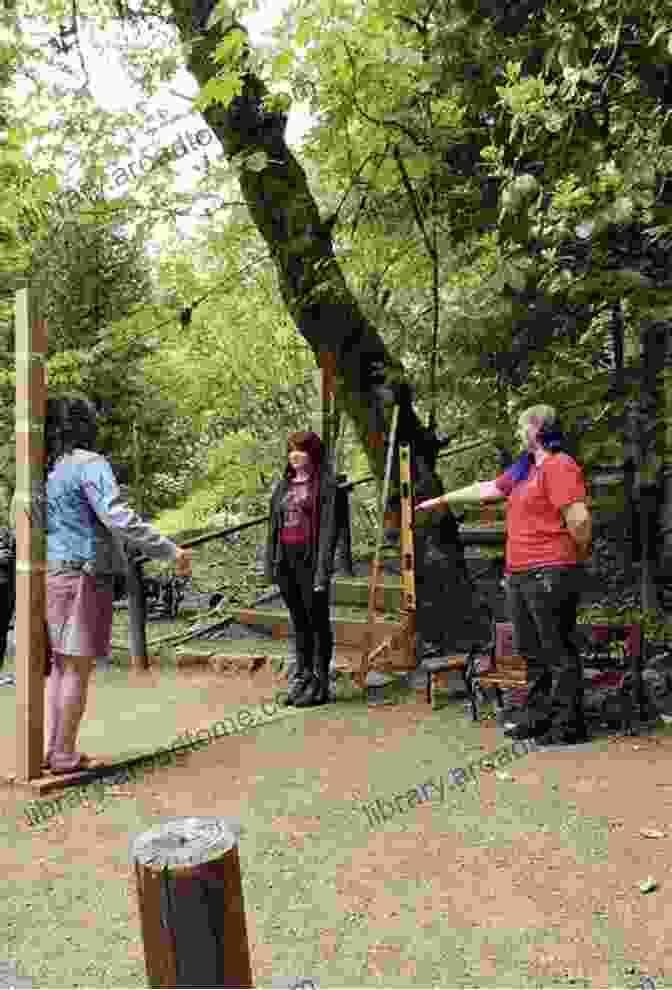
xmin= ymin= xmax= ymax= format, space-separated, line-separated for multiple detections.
xmin=518 ymin=404 xmax=557 ymax=431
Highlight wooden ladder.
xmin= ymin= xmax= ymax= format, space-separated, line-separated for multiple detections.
xmin=358 ymin=407 xmax=417 ymax=695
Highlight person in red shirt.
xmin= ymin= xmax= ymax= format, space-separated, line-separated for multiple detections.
xmin=417 ymin=405 xmax=592 ymax=745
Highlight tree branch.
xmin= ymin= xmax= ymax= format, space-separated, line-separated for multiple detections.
xmin=342 ymin=39 xmax=429 ymax=149
xmin=392 ymin=145 xmax=436 ymax=260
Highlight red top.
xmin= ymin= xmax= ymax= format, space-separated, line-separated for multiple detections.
xmin=495 ymin=453 xmax=587 ymax=573
xmin=280 ymin=478 xmax=314 ymax=545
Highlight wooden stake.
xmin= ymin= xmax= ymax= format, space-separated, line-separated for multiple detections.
xmin=398 ymin=443 xmax=416 ymax=669
xmin=127 ymin=556 xmax=149 ymax=670
xmin=130 ymin=816 xmax=253 ymax=989
xmin=14 ymin=288 xmax=47 ymax=782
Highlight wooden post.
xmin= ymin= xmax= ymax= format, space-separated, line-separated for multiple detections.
xmin=398 ymin=444 xmax=416 ymax=670
xmin=127 ymin=556 xmax=149 ymax=670
xmin=130 ymin=816 xmax=254 ymax=989
xmin=14 ymin=288 xmax=47 ymax=781
xmin=480 ymin=502 xmax=499 ymax=526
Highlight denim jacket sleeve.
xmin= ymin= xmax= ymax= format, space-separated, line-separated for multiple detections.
xmin=80 ymin=457 xmax=177 ymax=561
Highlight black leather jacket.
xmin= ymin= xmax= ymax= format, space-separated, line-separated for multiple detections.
xmin=265 ymin=468 xmax=350 ymax=588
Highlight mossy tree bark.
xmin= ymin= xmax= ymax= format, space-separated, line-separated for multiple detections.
xmin=168 ymin=6 xmax=436 ymax=481
xmin=166 ymin=3 xmax=491 ymax=652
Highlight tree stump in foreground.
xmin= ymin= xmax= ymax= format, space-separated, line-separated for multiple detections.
xmin=130 ymin=816 xmax=253 ymax=988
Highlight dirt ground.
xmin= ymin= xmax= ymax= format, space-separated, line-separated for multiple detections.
xmin=2 ymin=664 xmax=672 ymax=988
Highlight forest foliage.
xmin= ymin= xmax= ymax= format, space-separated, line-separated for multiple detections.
xmin=0 ymin=0 xmax=671 ymax=559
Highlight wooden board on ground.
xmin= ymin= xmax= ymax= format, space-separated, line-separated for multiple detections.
xmin=176 ymin=653 xmax=270 ymax=672
xmin=174 ymin=637 xmax=287 ymax=669
xmin=208 ymin=656 xmax=267 ymax=674
xmin=235 ymin=609 xmax=403 ymax=647
xmin=7 ymin=746 xmax=170 ymax=796
xmin=332 ymin=650 xmax=411 ymax=675
xmin=478 ymin=673 xmax=528 ymax=689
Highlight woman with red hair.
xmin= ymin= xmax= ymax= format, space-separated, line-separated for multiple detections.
xmin=265 ymin=431 xmax=349 ymax=707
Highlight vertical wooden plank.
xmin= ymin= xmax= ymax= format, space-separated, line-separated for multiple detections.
xmin=480 ymin=501 xmax=498 ymax=526
xmin=14 ymin=288 xmax=47 ymax=781
xmin=127 ymin=557 xmax=149 ymax=670
xmin=398 ymin=443 xmax=416 ymax=670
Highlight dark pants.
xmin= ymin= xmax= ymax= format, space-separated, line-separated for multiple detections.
xmin=0 ymin=577 xmax=14 ymax=669
xmin=276 ymin=544 xmax=333 ymax=676
xmin=505 ymin=566 xmax=584 ymax=728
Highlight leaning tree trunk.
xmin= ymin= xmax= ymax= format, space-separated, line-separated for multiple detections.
xmin=169 ymin=6 xmax=428 ymax=477
xmin=166 ymin=3 xmax=492 ymax=652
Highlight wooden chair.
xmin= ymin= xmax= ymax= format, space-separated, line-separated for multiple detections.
xmin=470 ymin=623 xmax=527 ymax=719
xmin=421 ymin=654 xmax=472 ymax=710
xmin=577 ymin=623 xmax=648 ymax=734
xmin=472 ymin=621 xmax=649 ymax=734
xmin=421 ymin=567 xmax=496 ymax=712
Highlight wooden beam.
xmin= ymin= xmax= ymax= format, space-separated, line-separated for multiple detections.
xmin=398 ymin=443 xmax=416 ymax=670
xmin=14 ymin=288 xmax=47 ymax=782
xmin=127 ymin=557 xmax=149 ymax=670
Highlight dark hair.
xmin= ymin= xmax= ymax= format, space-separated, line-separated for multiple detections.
xmin=537 ymin=423 xmax=564 ymax=451
xmin=45 ymin=397 xmax=97 ymax=471
xmin=284 ymin=431 xmax=325 ymax=479
xmin=507 ymin=414 xmax=568 ymax=484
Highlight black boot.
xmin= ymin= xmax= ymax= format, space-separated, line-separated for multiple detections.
xmin=295 ymin=657 xmax=332 ymax=707
xmin=293 ymin=671 xmax=320 ymax=707
xmin=281 ymin=662 xmax=312 ymax=707
xmin=314 ymin=655 xmax=332 ymax=705
xmin=535 ymin=720 xmax=588 ymax=745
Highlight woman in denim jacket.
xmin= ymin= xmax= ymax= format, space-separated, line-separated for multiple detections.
xmin=35 ymin=398 xmax=190 ymax=773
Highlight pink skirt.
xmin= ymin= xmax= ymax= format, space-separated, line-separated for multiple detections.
xmin=46 ymin=573 xmax=114 ymax=658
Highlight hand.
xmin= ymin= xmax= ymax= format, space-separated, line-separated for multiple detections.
xmin=313 ymin=584 xmax=326 ymax=593
xmin=175 ymin=546 xmax=192 ymax=576
xmin=415 ymin=497 xmax=441 ymax=512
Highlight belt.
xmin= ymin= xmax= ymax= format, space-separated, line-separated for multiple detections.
xmin=47 ymin=560 xmax=94 ymax=573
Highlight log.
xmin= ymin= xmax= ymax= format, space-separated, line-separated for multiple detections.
xmin=130 ymin=816 xmax=253 ymax=989
xmin=479 ymin=674 xmax=528 ymax=689
xmin=127 ymin=557 xmax=148 ymax=670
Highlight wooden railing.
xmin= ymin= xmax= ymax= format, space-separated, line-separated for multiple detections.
xmin=138 ymin=459 xmax=625 ymax=564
